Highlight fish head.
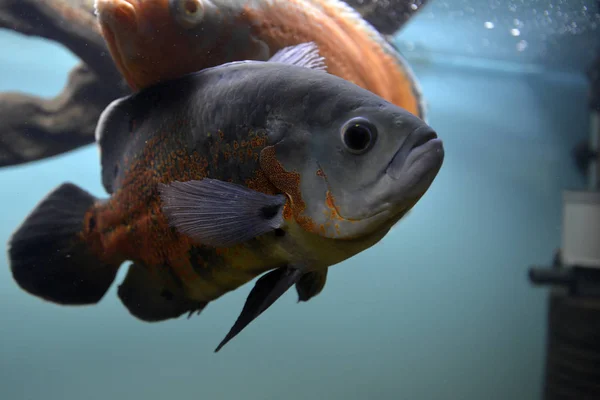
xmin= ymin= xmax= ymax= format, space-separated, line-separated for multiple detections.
xmin=261 ymin=85 xmax=444 ymax=241
xmin=95 ymin=0 xmax=270 ymax=91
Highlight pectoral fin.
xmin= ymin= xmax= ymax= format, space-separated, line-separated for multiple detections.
xmin=118 ymin=262 xmax=207 ymax=322
xmin=215 ymin=266 xmax=303 ymax=352
xmin=296 ymin=270 xmax=328 ymax=302
xmin=158 ymin=179 xmax=287 ymax=248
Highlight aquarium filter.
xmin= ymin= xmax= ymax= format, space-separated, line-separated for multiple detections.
xmin=528 ymin=58 xmax=600 ymax=400
xmin=561 ymin=191 xmax=600 ymax=269
xmin=561 ymin=92 xmax=600 ymax=270
xmin=589 ymin=109 xmax=600 ymax=190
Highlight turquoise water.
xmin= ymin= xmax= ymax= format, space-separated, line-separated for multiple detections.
xmin=0 ymin=23 xmax=590 ymax=400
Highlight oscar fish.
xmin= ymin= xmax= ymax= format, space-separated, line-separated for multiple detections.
xmin=7 ymin=44 xmax=444 ymax=352
xmin=94 ymin=0 xmax=426 ymax=119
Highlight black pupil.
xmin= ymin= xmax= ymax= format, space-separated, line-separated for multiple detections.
xmin=344 ymin=124 xmax=372 ymax=151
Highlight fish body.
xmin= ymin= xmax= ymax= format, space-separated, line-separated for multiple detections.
xmin=8 ymin=45 xmax=443 ymax=351
xmin=94 ymin=0 xmax=426 ymax=119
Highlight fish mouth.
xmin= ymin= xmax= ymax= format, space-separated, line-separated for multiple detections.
xmin=381 ymin=124 xmax=444 ymax=211
xmin=316 ymin=125 xmax=442 ymax=230
xmin=95 ymin=0 xmax=139 ymax=27
xmin=386 ymin=125 xmax=442 ymax=181
xmin=95 ymin=0 xmax=140 ymax=90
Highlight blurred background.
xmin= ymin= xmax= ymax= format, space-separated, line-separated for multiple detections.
xmin=0 ymin=1 xmax=598 ymax=399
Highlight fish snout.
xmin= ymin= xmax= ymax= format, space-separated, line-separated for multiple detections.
xmin=95 ymin=0 xmax=139 ymax=29
xmin=381 ymin=124 xmax=444 ymax=209
xmin=386 ymin=125 xmax=443 ymax=181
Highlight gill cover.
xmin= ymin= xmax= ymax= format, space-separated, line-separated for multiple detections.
xmin=259 ymin=124 xmax=384 ymax=240
xmin=258 ymin=106 xmax=390 ymax=240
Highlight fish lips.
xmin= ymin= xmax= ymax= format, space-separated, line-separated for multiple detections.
xmin=95 ymin=0 xmax=139 ymax=28
xmin=385 ymin=125 xmax=444 ymax=198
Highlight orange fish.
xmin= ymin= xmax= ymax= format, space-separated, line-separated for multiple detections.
xmin=94 ymin=0 xmax=425 ymax=119
xmin=8 ymin=45 xmax=443 ymax=351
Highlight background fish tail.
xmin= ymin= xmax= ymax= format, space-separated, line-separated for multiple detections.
xmin=8 ymin=183 xmax=120 ymax=305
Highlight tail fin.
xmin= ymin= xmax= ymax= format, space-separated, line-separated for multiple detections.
xmin=8 ymin=183 xmax=120 ymax=305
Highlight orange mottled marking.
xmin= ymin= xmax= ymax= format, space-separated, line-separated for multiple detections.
xmin=82 ymin=125 xmax=276 ymax=287
xmin=259 ymin=146 xmax=316 ymax=232
xmin=325 ymin=191 xmax=343 ymax=221
xmin=257 ymin=147 xmax=352 ymax=238
xmin=85 ymin=132 xmax=213 ymax=284
xmin=244 ymin=168 xmax=279 ymax=195
xmin=325 ymin=191 xmax=344 ymax=236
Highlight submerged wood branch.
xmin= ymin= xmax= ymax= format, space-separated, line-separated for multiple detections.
xmin=0 ymin=0 xmax=128 ymax=167
xmin=0 ymin=64 xmax=126 ymax=167
xmin=0 ymin=0 xmax=427 ymax=168
xmin=0 ymin=0 xmax=121 ymax=81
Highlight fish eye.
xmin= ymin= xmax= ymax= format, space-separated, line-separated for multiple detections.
xmin=170 ymin=0 xmax=205 ymax=29
xmin=341 ymin=118 xmax=377 ymax=154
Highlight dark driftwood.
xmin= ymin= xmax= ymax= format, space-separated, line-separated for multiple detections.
xmin=0 ymin=0 xmax=428 ymax=168
xmin=0 ymin=64 xmax=126 ymax=166
xmin=0 ymin=0 xmax=128 ymax=167
xmin=0 ymin=0 xmax=121 ymax=81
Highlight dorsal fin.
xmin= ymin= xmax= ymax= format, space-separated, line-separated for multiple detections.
xmin=214 ymin=42 xmax=328 ymax=72
xmin=268 ymin=42 xmax=327 ymax=71
xmin=193 ymin=42 xmax=327 ymax=75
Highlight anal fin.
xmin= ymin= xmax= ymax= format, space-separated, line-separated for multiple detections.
xmin=117 ymin=263 xmax=207 ymax=322
xmin=296 ymin=269 xmax=328 ymax=302
xmin=215 ymin=266 xmax=303 ymax=352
